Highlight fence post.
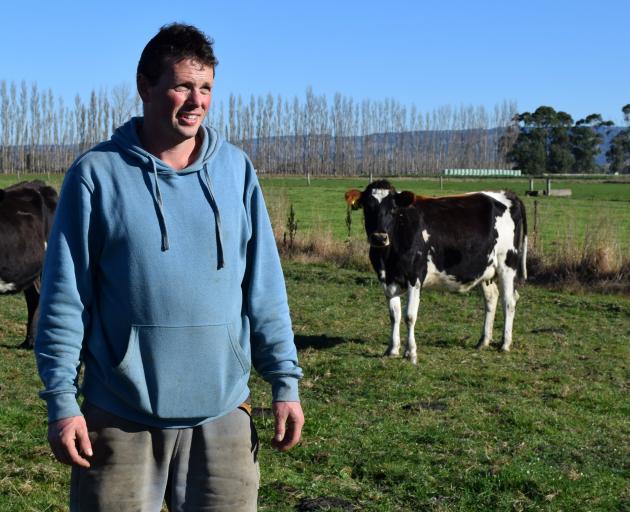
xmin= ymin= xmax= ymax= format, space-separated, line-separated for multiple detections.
xmin=546 ymin=178 xmax=551 ymax=196
xmin=529 ymin=178 xmax=534 ymax=192
xmin=533 ymin=199 xmax=540 ymax=250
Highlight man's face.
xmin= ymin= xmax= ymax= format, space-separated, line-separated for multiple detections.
xmin=140 ymin=57 xmax=214 ymax=145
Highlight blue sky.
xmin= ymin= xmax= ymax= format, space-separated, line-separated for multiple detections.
xmin=1 ymin=0 xmax=628 ymax=125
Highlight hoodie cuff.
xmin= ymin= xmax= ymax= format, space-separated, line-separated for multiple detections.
xmin=44 ymin=393 xmax=82 ymax=423
xmin=271 ymin=376 xmax=300 ymax=403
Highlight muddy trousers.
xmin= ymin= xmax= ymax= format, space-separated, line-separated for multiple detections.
xmin=70 ymin=402 xmax=259 ymax=512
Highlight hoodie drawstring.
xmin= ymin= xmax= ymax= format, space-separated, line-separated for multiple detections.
xmin=148 ymin=159 xmax=224 ymax=270
xmin=200 ymin=164 xmax=225 ymax=269
xmin=150 ymin=158 xmax=170 ymax=251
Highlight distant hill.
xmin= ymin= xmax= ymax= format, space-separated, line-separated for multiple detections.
xmin=1 ymin=125 xmax=625 ymax=175
xmin=249 ymin=125 xmax=625 ymax=172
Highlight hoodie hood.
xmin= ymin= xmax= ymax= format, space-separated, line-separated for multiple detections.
xmin=111 ymin=117 xmax=225 ymax=268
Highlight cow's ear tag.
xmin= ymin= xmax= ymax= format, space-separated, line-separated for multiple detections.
xmin=344 ymin=189 xmax=363 ymax=210
xmin=395 ymin=191 xmax=415 ymax=208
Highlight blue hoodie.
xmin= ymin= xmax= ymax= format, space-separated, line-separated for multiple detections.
xmin=35 ymin=118 xmax=302 ymax=428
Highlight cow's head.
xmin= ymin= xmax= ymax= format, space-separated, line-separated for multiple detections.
xmin=345 ymin=180 xmax=416 ymax=248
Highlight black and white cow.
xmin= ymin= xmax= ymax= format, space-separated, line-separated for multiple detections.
xmin=345 ymin=180 xmax=527 ymax=364
xmin=0 ymin=180 xmax=58 ymax=348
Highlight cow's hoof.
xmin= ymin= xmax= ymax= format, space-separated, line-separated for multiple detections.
xmin=383 ymin=350 xmax=399 ymax=358
xmin=499 ymin=345 xmax=511 ymax=353
xmin=475 ymin=339 xmax=490 ymax=350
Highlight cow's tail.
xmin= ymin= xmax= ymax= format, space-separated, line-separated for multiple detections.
xmin=506 ymin=191 xmax=528 ymax=282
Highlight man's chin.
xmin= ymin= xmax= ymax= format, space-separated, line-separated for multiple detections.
xmin=173 ymin=124 xmax=202 ymax=141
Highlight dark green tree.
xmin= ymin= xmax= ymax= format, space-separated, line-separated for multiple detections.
xmin=505 ymin=123 xmax=546 ymax=174
xmin=548 ymin=125 xmax=575 ymax=172
xmin=507 ymin=106 xmax=573 ymax=174
xmin=606 ymin=104 xmax=630 ymax=174
xmin=571 ymin=114 xmax=611 ymax=173
xmin=506 ymin=107 xmax=614 ymax=174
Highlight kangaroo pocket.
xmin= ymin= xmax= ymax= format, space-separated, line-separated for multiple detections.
xmin=112 ymin=323 xmax=250 ymax=419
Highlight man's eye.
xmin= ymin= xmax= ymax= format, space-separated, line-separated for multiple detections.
xmin=174 ymin=86 xmax=188 ymax=92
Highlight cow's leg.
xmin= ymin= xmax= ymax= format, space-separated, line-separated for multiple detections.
xmin=476 ymin=280 xmax=499 ymax=350
xmin=384 ymin=294 xmax=402 ymax=358
xmin=403 ymin=281 xmax=420 ymax=364
xmin=19 ymin=280 xmax=40 ymax=349
xmin=498 ymin=269 xmax=517 ymax=352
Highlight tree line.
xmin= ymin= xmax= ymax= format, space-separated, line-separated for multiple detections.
xmin=0 ymin=80 xmax=516 ymax=175
xmin=216 ymin=89 xmax=518 ymax=176
xmin=505 ymin=105 xmax=630 ymax=175
xmin=0 ymin=81 xmax=140 ymax=174
xmin=1 ymin=78 xmax=628 ymax=175
xmin=606 ymin=106 xmax=630 ymax=174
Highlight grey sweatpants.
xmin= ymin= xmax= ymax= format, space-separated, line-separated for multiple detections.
xmin=70 ymin=402 xmax=259 ymax=512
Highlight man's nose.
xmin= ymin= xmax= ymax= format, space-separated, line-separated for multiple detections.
xmin=187 ymin=89 xmax=204 ymax=106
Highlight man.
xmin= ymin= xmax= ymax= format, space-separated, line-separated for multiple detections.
xmin=35 ymin=23 xmax=304 ymax=511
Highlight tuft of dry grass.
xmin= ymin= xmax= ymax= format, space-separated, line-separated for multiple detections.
xmin=267 ymin=189 xmax=371 ymax=270
xmin=267 ymin=193 xmax=630 ymax=291
xmin=528 ymin=217 xmax=630 ymax=290
xmin=278 ymin=230 xmax=370 ymax=271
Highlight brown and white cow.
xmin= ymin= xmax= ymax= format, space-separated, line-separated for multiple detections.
xmin=345 ymin=180 xmax=527 ymax=364
xmin=0 ymin=180 xmax=58 ymax=348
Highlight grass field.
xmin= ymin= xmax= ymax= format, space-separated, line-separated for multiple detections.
xmin=1 ymin=173 xmax=629 ymax=510
xmin=259 ymin=176 xmax=630 ymax=257
xmin=1 ymin=262 xmax=629 ymax=511
xmin=3 ymin=174 xmax=630 ymax=255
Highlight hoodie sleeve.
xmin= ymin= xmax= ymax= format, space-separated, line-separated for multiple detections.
xmin=35 ymin=168 xmax=99 ymax=423
xmin=243 ymin=169 xmax=303 ymax=402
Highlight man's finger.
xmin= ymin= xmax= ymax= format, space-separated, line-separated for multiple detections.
xmin=77 ymin=425 xmax=93 ymax=458
xmin=50 ymin=442 xmax=71 ymax=465
xmin=64 ymin=436 xmax=91 ymax=468
xmin=278 ymin=421 xmax=302 ymax=451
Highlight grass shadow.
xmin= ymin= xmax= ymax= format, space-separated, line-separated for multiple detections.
xmin=425 ymin=335 xmax=472 ymax=348
xmin=294 ymin=334 xmax=345 ymax=351
xmin=0 ymin=343 xmax=30 ymax=350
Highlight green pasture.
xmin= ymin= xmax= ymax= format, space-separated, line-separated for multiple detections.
xmin=1 ymin=262 xmax=629 ymax=511
xmin=259 ymin=176 xmax=630 ymax=256
xmin=1 ymin=173 xmax=630 ymax=509
xmin=0 ymin=174 xmax=65 ymax=190
xmin=3 ymin=172 xmax=630 ymax=256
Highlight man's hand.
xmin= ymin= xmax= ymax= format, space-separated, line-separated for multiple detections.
xmin=271 ymin=401 xmax=304 ymax=452
xmin=48 ymin=415 xmax=93 ymax=467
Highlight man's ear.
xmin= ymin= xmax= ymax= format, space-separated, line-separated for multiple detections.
xmin=395 ymin=191 xmax=416 ymax=208
xmin=344 ymin=189 xmax=363 ymax=210
xmin=137 ymin=73 xmax=151 ymax=103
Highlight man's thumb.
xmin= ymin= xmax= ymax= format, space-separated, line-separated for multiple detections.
xmin=274 ymin=409 xmax=287 ymax=441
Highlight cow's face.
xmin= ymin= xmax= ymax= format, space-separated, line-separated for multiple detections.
xmin=345 ymin=181 xmax=415 ymax=248
xmin=367 ymin=190 xmax=397 ymax=247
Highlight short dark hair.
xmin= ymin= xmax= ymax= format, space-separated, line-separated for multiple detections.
xmin=137 ymin=23 xmax=218 ymax=85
